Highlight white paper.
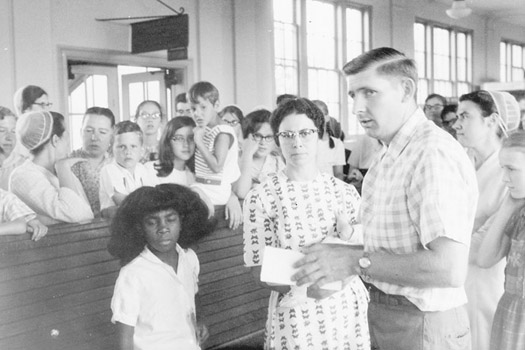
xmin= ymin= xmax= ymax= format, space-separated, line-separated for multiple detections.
xmin=260 ymin=246 xmax=304 ymax=286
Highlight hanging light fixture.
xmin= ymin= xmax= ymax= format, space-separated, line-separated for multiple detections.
xmin=446 ymin=0 xmax=472 ymax=19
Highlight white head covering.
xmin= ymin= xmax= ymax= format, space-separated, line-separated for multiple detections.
xmin=17 ymin=111 xmax=54 ymax=151
xmin=487 ymin=90 xmax=521 ymax=138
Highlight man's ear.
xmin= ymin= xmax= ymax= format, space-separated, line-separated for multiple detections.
xmin=213 ymin=100 xmax=220 ymax=112
xmin=400 ymin=78 xmax=417 ymax=103
xmin=486 ymin=113 xmax=499 ymax=128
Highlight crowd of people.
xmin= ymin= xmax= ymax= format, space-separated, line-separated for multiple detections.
xmin=1 ymin=46 xmax=525 ymax=350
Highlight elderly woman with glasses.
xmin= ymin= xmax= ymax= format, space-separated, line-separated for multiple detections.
xmin=242 ymin=98 xmax=369 ymax=350
xmin=233 ymin=109 xmax=284 ymax=199
xmin=134 ymin=100 xmax=166 ymax=163
xmin=453 ymin=90 xmax=521 ymax=350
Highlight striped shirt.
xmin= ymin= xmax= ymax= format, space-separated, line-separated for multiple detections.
xmin=361 ymin=109 xmax=478 ymax=311
xmin=193 ymin=124 xmax=239 ymax=205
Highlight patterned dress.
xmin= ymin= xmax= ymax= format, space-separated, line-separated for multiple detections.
xmin=491 ymin=204 xmax=525 ymax=350
xmin=243 ymin=171 xmax=370 ymax=350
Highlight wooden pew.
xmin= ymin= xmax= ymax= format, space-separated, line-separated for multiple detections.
xmin=0 ymin=206 xmax=269 ymax=349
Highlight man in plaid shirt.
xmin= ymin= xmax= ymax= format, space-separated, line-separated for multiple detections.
xmin=293 ymin=47 xmax=478 ymax=350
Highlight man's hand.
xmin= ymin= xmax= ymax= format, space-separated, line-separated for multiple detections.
xmin=292 ymin=243 xmax=362 ymax=288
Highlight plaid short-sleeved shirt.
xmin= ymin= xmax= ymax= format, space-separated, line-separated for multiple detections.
xmin=361 ymin=109 xmax=478 ymax=311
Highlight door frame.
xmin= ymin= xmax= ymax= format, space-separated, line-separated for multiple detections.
xmin=57 ymin=46 xmax=193 ymax=129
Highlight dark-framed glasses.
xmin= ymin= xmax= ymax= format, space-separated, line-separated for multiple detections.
xmin=276 ymin=128 xmax=318 ymax=143
xmin=223 ymin=119 xmax=240 ymax=126
xmin=171 ymin=135 xmax=194 ymax=144
xmin=252 ymin=133 xmax=275 ymax=142
xmin=33 ymin=102 xmax=53 ymax=108
xmin=424 ymin=104 xmax=443 ymax=111
xmin=139 ymin=112 xmax=161 ymax=119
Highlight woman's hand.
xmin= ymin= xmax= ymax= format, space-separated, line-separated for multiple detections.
xmin=26 ymin=218 xmax=48 ymax=241
xmin=196 ymin=322 xmax=209 ymax=346
xmin=242 ymin=134 xmax=259 ymax=159
xmin=225 ymin=193 xmax=242 ymax=229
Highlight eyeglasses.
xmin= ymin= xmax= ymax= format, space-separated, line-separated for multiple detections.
xmin=276 ymin=128 xmax=318 ymax=143
xmin=252 ymin=133 xmax=275 ymax=142
xmin=223 ymin=119 xmax=240 ymax=126
xmin=424 ymin=104 xmax=444 ymax=111
xmin=171 ymin=135 xmax=194 ymax=144
xmin=138 ymin=112 xmax=161 ymax=119
xmin=33 ymin=102 xmax=53 ymax=108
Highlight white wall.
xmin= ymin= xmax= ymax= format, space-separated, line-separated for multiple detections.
xmin=1 ymin=0 xmax=525 ymax=115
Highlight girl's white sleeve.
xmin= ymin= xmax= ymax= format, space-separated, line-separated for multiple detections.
xmin=111 ymin=269 xmax=141 ymax=326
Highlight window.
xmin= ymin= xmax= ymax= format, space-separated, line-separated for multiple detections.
xmin=273 ymin=0 xmax=370 ymax=136
xmin=414 ymin=21 xmax=472 ymax=104
xmin=500 ymin=41 xmax=525 ymax=82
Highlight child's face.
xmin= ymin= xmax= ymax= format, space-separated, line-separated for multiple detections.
xmin=500 ymin=148 xmax=525 ymax=199
xmin=192 ymin=96 xmax=219 ymax=127
xmin=113 ymin=132 xmax=142 ymax=170
xmin=170 ymin=126 xmax=195 ymax=162
xmin=142 ymin=208 xmax=180 ymax=257
xmin=136 ymin=102 xmax=162 ymax=136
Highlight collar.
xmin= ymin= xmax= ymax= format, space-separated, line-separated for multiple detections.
xmin=384 ymin=108 xmax=427 ymax=161
xmin=141 ymin=244 xmax=183 ymax=266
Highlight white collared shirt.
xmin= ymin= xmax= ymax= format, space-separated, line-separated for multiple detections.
xmin=99 ymin=160 xmax=158 ymax=210
xmin=111 ymin=245 xmax=200 ymax=350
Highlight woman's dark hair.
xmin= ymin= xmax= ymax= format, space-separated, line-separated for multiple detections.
xmin=108 ymin=184 xmax=216 ymax=266
xmin=31 ymin=111 xmax=66 ymax=155
xmin=134 ymin=100 xmax=165 ymax=122
xmin=270 ymin=97 xmax=325 ymax=146
xmin=242 ymin=109 xmax=271 ymax=139
xmin=441 ymin=104 xmax=458 ymax=120
xmin=459 ymin=90 xmax=501 ymax=137
xmin=20 ymin=85 xmax=47 ymax=114
xmin=84 ymin=106 xmax=116 ymax=127
xmin=219 ymin=105 xmax=244 ymax=124
xmin=155 ymin=116 xmax=196 ymax=177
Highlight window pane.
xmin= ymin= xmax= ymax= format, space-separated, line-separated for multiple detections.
xmin=346 ymin=8 xmax=363 ymax=61
xmin=93 ymin=75 xmax=108 ymax=107
xmin=273 ymin=0 xmax=294 ymax=23
xmin=307 ymin=1 xmax=335 ymax=68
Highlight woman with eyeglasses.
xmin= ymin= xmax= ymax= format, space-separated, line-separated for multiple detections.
xmin=219 ymin=105 xmax=244 ymax=150
xmin=0 ymin=85 xmax=52 ymax=189
xmin=242 ymin=98 xmax=369 ymax=350
xmin=134 ymin=100 xmax=166 ymax=163
xmin=145 ymin=116 xmax=214 ymax=216
xmin=454 ymin=90 xmax=521 ymax=350
xmin=233 ymin=109 xmax=284 ymax=199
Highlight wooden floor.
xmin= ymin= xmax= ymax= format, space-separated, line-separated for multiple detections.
xmin=0 ymin=206 xmax=269 ymax=349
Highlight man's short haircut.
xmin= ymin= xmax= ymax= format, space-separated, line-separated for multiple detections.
xmin=188 ymin=81 xmax=219 ymax=105
xmin=114 ymin=120 xmax=143 ymax=144
xmin=342 ymin=47 xmax=418 ymax=85
xmin=84 ymin=106 xmax=116 ymax=127
xmin=0 ymin=106 xmax=16 ymax=120
xmin=175 ymin=92 xmax=187 ymax=104
xmin=425 ymin=93 xmax=447 ymax=106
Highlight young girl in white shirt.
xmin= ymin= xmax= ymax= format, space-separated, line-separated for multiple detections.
xmin=108 ymin=183 xmax=215 ymax=350
xmin=146 ymin=116 xmax=196 ymax=186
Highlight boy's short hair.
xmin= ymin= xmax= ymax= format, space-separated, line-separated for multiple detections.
xmin=114 ymin=120 xmax=143 ymax=143
xmin=188 ymin=81 xmax=219 ymax=105
xmin=425 ymin=93 xmax=447 ymax=106
xmin=342 ymin=47 xmax=418 ymax=86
